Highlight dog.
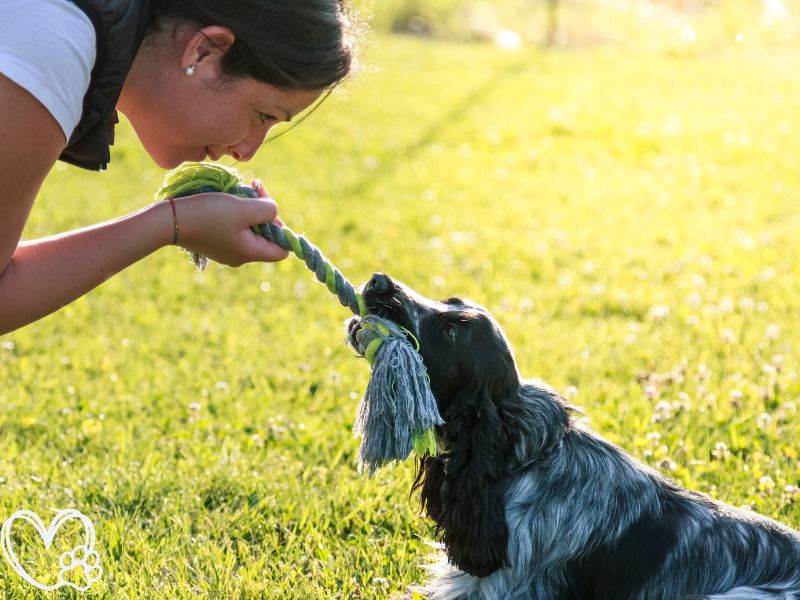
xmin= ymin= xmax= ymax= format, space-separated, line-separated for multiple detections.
xmin=347 ymin=273 xmax=800 ymax=600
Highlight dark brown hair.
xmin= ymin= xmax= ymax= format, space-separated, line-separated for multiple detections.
xmin=150 ymin=0 xmax=356 ymax=90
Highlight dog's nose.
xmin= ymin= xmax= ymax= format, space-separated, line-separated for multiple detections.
xmin=366 ymin=272 xmax=391 ymax=292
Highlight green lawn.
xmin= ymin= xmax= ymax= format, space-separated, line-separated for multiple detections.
xmin=2 ymin=28 xmax=800 ymax=599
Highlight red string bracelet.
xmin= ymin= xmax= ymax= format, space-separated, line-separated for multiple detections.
xmin=167 ymin=198 xmax=179 ymax=245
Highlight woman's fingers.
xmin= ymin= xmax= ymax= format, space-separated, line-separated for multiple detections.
xmin=172 ymin=191 xmax=290 ymax=265
xmin=251 ymin=179 xmax=268 ymax=198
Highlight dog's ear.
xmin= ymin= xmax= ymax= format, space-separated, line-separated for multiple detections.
xmin=436 ymin=384 xmax=512 ymax=577
xmin=413 ymin=454 xmax=446 ymax=525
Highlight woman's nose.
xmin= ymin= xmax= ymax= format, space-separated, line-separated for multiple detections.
xmin=229 ymin=128 xmax=270 ymax=162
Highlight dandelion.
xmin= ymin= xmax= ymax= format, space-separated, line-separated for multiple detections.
xmin=719 ymin=296 xmax=735 ymax=313
xmin=564 ymin=386 xmax=579 ymax=400
xmin=81 ymin=418 xmax=103 ymax=437
xmin=711 ymin=441 xmax=730 ymax=461
xmin=758 ymin=476 xmax=776 ymax=493
xmin=658 ymin=457 xmax=678 ymax=471
xmin=685 ymin=292 xmax=702 ymax=308
xmin=720 ymin=329 xmax=736 ymax=344
xmin=646 ymin=431 xmax=662 ymax=446
xmin=756 ymin=412 xmax=772 ymax=429
xmin=644 ymin=385 xmax=660 ymax=401
xmin=652 ymin=400 xmax=673 ymax=423
xmin=730 ymin=389 xmax=743 ymax=409
xmin=649 ymin=304 xmax=670 ymax=321
xmin=766 ymin=324 xmax=780 ymax=340
xmin=782 ymin=485 xmax=800 ymax=503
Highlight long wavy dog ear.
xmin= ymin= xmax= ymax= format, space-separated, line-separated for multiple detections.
xmin=437 ymin=384 xmax=511 ymax=577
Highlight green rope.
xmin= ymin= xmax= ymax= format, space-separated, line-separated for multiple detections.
xmin=156 ymin=162 xmax=367 ymax=317
xmin=155 ymin=162 xmax=442 ymax=472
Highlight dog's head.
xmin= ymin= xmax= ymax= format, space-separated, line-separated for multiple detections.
xmin=348 ymin=273 xmax=521 ymax=416
xmin=348 ymin=273 xmax=519 ymax=577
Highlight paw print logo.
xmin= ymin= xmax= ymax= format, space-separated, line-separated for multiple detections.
xmin=2 ymin=509 xmax=103 ymax=592
xmin=59 ymin=544 xmax=103 ymax=592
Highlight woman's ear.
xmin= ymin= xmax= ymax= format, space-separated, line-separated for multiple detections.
xmin=437 ymin=386 xmax=511 ymax=577
xmin=180 ymin=26 xmax=235 ymax=77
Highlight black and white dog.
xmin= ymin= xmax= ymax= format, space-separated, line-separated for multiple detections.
xmin=348 ymin=273 xmax=800 ymax=600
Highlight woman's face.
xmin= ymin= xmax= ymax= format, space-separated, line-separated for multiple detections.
xmin=118 ymin=26 xmax=323 ymax=169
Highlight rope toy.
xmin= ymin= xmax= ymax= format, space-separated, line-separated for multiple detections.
xmin=155 ymin=162 xmax=443 ymax=474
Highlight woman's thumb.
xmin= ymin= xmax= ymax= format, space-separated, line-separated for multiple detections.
xmin=242 ymin=198 xmax=279 ymax=225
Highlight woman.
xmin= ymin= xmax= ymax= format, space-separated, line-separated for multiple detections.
xmin=0 ymin=0 xmax=355 ymax=334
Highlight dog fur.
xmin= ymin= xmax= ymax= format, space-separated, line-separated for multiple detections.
xmin=348 ymin=273 xmax=800 ymax=600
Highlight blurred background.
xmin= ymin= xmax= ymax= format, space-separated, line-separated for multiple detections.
xmin=356 ymin=0 xmax=798 ymax=50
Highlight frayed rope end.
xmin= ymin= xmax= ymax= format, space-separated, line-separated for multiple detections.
xmin=352 ymin=316 xmax=443 ymax=475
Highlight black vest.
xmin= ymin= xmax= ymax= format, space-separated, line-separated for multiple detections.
xmin=60 ymin=0 xmax=153 ymax=171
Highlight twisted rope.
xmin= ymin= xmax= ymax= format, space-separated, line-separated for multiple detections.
xmin=256 ymin=221 xmax=366 ymax=318
xmin=156 ymin=162 xmax=442 ymax=472
xmin=160 ymin=165 xmax=366 ymax=317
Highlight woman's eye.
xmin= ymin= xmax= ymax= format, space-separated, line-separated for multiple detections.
xmin=259 ymin=112 xmax=276 ymax=124
xmin=446 ymin=324 xmax=457 ymax=341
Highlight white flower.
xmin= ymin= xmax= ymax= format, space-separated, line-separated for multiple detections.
xmin=646 ymin=431 xmax=662 ymax=446
xmin=756 ymin=412 xmax=772 ymax=429
xmin=649 ymin=304 xmax=671 ymax=321
xmin=758 ymin=476 xmax=775 ymax=493
xmin=719 ymin=296 xmax=735 ymax=313
xmin=658 ymin=457 xmax=678 ymax=471
xmin=652 ymin=400 xmax=673 ymax=423
xmin=711 ymin=441 xmax=730 ymax=461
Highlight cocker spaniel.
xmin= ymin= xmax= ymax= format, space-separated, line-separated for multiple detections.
xmin=347 ymin=273 xmax=800 ymax=600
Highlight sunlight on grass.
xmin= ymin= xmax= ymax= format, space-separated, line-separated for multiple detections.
xmin=2 ymin=6 xmax=799 ymax=597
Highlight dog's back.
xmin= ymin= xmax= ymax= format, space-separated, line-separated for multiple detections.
xmin=499 ymin=381 xmax=800 ymax=599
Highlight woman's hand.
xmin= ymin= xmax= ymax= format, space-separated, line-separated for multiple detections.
xmin=172 ymin=179 xmax=290 ymax=266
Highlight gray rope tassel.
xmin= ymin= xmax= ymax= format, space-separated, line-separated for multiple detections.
xmin=352 ymin=317 xmax=443 ymax=474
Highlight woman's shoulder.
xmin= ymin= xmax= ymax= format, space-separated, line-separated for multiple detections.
xmin=0 ymin=0 xmax=97 ymax=143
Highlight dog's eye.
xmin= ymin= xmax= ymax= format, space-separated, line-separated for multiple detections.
xmin=446 ymin=323 xmax=457 ymax=341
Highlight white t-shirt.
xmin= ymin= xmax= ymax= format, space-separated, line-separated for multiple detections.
xmin=0 ymin=0 xmax=97 ymax=141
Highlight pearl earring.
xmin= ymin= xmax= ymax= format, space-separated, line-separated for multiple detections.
xmin=185 ymin=65 xmax=196 ymax=76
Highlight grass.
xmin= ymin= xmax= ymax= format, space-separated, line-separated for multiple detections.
xmin=2 ymin=18 xmax=800 ymax=600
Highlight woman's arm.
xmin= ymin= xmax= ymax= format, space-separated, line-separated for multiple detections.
xmin=0 ymin=75 xmax=287 ymax=335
